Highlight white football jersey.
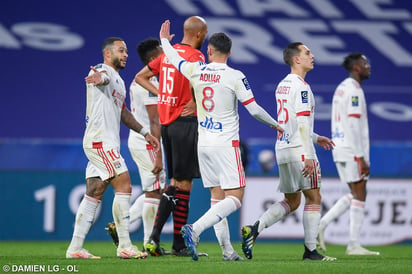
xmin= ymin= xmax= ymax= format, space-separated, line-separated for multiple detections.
xmin=128 ymin=76 xmax=159 ymax=145
xmin=83 ymin=63 xmax=126 ymax=148
xmin=331 ymin=77 xmax=369 ymax=162
xmin=275 ymin=74 xmax=317 ymax=164
xmin=179 ymin=61 xmax=255 ymax=146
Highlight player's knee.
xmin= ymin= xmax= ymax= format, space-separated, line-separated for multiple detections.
xmin=175 ymin=179 xmax=192 ymax=191
xmin=284 ymin=198 xmax=300 ymax=211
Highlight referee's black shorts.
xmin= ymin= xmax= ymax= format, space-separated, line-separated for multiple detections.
xmin=161 ymin=116 xmax=200 ymax=181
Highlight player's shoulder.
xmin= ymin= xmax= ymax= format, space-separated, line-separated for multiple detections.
xmin=92 ymin=63 xmax=107 ymax=72
xmin=218 ymin=65 xmax=247 ymax=86
xmin=340 ymin=77 xmax=363 ymax=94
xmin=221 ymin=64 xmax=245 ymax=78
xmin=177 ymin=44 xmax=205 ymax=61
xmin=94 ymin=63 xmax=104 ymax=69
xmin=197 ymin=61 xmax=208 ymax=68
xmin=284 ymin=74 xmax=309 ymax=90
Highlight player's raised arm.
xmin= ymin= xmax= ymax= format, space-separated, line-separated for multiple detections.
xmin=159 ymin=20 xmax=186 ymax=71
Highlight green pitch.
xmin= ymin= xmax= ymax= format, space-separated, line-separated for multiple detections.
xmin=0 ymin=241 xmax=411 ymax=274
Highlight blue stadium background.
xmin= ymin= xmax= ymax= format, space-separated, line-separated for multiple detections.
xmin=1 ymin=0 xmax=411 ymax=241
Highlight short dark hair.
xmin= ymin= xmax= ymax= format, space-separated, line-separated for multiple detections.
xmin=342 ymin=53 xmax=364 ymax=72
xmin=208 ymin=32 xmax=232 ymax=55
xmin=137 ymin=38 xmax=161 ymax=65
xmin=102 ymin=37 xmax=124 ymax=52
xmin=283 ymin=42 xmax=303 ymax=66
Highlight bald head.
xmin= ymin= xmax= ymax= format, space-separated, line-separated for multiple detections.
xmin=184 ymin=16 xmax=207 ymax=35
xmin=181 ymin=16 xmax=207 ymax=49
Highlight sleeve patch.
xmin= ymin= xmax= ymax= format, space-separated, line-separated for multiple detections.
xmin=301 ymin=91 xmax=308 ymax=103
xmin=242 ymin=77 xmax=251 ymax=90
xmin=352 ymin=96 xmax=359 ymax=106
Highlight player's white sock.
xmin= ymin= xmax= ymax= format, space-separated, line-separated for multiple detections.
xmin=68 ymin=195 xmax=100 ymax=252
xmin=211 ymin=199 xmax=235 ymax=256
xmin=320 ymin=193 xmax=352 ymax=230
xmin=129 ymin=193 xmax=145 ymax=224
xmin=349 ymin=199 xmax=365 ymax=247
xmin=258 ymin=200 xmax=290 ymax=233
xmin=142 ymin=197 xmax=160 ymax=246
xmin=193 ymin=195 xmax=241 ymax=236
xmin=113 ymin=192 xmax=132 ymax=249
xmin=303 ymin=204 xmax=321 ymax=251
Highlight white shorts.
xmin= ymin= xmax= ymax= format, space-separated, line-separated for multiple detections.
xmin=84 ymin=142 xmax=128 ymax=181
xmin=198 ymin=141 xmax=245 ymax=190
xmin=335 ymin=159 xmax=366 ymax=183
xmin=278 ymin=159 xmax=321 ymax=193
xmin=129 ymin=143 xmax=166 ymax=192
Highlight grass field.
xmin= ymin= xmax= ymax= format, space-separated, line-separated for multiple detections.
xmin=0 ymin=241 xmax=411 ymax=274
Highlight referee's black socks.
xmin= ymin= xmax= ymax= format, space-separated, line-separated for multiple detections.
xmin=150 ymin=185 xmax=176 ymax=243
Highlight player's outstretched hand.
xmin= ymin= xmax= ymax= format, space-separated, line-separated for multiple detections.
xmin=160 ymin=20 xmax=175 ymax=41
xmin=145 ymin=134 xmax=160 ymax=153
xmin=316 ymin=135 xmax=335 ymax=150
xmin=85 ymin=66 xmax=104 ymax=86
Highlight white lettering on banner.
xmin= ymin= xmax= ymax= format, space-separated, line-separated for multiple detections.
xmin=403 ymin=22 xmax=412 ymax=36
xmin=0 ymin=24 xmax=21 ymax=48
xmin=349 ymin=0 xmax=412 ymax=19
xmin=241 ymin=178 xmax=412 ymax=245
xmin=332 ymin=21 xmax=412 ymax=66
xmin=165 ymin=0 xmax=235 ymax=15
xmin=165 ymin=0 xmax=412 ymax=67
xmin=269 ymin=19 xmax=346 ymax=65
xmin=370 ymin=102 xmax=412 ymax=122
xmin=305 ymin=0 xmax=343 ymax=18
xmin=34 ymin=185 xmax=56 ymax=232
xmin=0 ymin=22 xmax=83 ymax=50
xmin=166 ymin=0 xmax=412 ymax=19
xmin=237 ymin=0 xmax=309 ymax=17
xmin=206 ymin=18 xmax=283 ymax=63
xmin=34 ymin=184 xmax=174 ymax=234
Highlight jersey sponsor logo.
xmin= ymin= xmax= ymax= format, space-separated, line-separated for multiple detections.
xmin=112 ymin=89 xmax=125 ymax=107
xmin=278 ymin=132 xmax=290 ymax=144
xmin=332 ymin=128 xmax=344 ymax=139
xmin=199 ymin=116 xmax=223 ymax=132
xmin=242 ymin=77 xmax=251 ymax=90
xmin=114 ymin=161 xmax=121 ymax=169
xmin=158 ymin=94 xmax=178 ymax=106
xmin=352 ymin=96 xmax=359 ymax=106
xmin=301 ymin=91 xmax=308 ymax=103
